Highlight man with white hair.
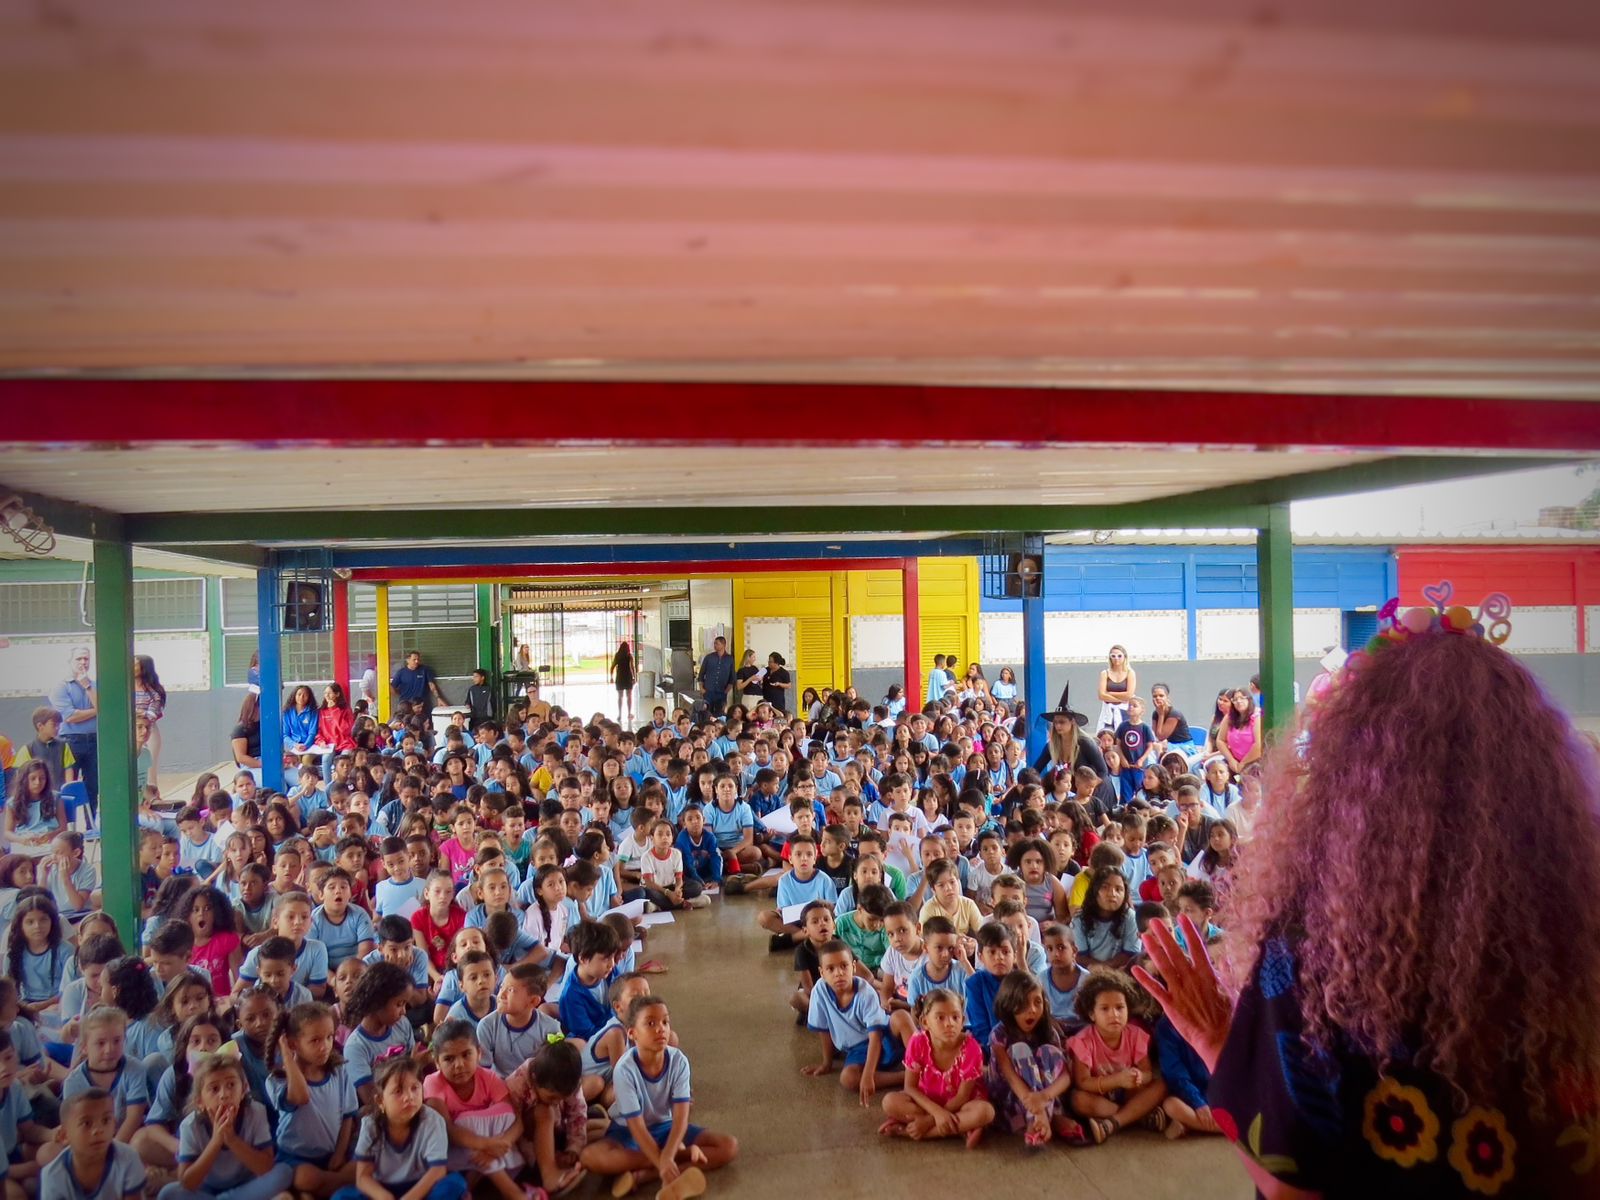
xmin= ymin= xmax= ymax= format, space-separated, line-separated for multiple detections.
xmin=49 ymin=645 xmax=98 ymax=813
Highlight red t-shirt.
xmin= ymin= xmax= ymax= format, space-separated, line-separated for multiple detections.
xmin=410 ymin=903 xmax=466 ymax=971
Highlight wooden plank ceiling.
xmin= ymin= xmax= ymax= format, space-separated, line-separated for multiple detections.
xmin=1 ymin=0 xmax=1598 ymax=395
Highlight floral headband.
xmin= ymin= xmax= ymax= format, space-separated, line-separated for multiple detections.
xmin=1347 ymin=581 xmax=1513 ymax=675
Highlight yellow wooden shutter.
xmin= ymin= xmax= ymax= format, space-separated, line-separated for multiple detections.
xmin=796 ymin=615 xmax=835 ymax=696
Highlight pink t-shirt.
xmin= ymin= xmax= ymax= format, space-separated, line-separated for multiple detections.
xmin=1224 ymin=717 xmax=1259 ymax=763
xmin=903 ymin=1030 xmax=984 ymax=1107
xmin=423 ymin=1065 xmax=512 ymax=1119
xmin=438 ymin=838 xmax=476 ymax=883
xmin=191 ymin=930 xmax=242 ymax=996
xmin=1066 ymin=1022 xmax=1151 ymax=1077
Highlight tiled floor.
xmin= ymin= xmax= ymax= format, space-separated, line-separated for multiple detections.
xmin=571 ymin=887 xmax=1251 ymax=1199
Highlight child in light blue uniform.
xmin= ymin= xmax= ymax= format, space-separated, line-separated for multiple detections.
xmin=62 ymin=1008 xmax=150 ymax=1139
xmin=805 ymin=944 xmax=909 ymax=1075
xmin=267 ymin=1002 xmax=359 ymax=1195
xmin=339 ymin=963 xmax=415 ymax=1101
xmin=40 ymin=1090 xmax=146 ymax=1200
xmin=9 ymin=896 xmax=68 ymax=1014
xmin=332 ymin=1058 xmax=463 ymax=1200
xmin=474 ymin=963 xmax=560 ymax=1076
xmin=163 ymin=1055 xmax=291 ymax=1200
xmin=309 ymin=871 xmax=375 ymax=971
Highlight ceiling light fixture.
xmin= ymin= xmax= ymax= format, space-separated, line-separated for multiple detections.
xmin=0 ymin=494 xmax=56 ymax=555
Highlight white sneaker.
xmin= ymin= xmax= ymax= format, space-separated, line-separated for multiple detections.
xmin=687 ymin=893 xmax=711 ymax=909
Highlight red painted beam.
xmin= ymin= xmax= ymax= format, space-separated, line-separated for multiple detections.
xmin=2 ymin=381 xmax=1597 ymax=452
xmin=902 ymin=558 xmax=921 ymax=708
xmin=351 ymin=558 xmax=911 ymax=582
xmin=330 ymin=578 xmax=351 ymax=696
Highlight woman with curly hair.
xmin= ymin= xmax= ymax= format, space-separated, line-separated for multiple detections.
xmin=1138 ymin=621 xmax=1600 ymax=1198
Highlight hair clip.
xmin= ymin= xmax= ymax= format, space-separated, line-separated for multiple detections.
xmin=375 ymin=1044 xmax=408 ymax=1062
xmin=545 ymin=1032 xmax=565 ymax=1045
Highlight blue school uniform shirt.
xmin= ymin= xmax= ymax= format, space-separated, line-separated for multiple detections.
xmin=674 ymin=829 xmax=722 ymax=885
xmin=963 ymin=969 xmax=1005 ymax=1046
xmin=432 ymin=964 xmax=503 ymax=1009
xmin=178 ymin=1102 xmax=274 ymax=1191
xmin=464 ymin=902 xmax=520 ymax=930
xmin=240 ymin=936 xmax=329 ymax=990
xmin=179 ymin=832 xmax=218 ymax=873
xmin=906 ymin=959 xmax=971 ymax=1008
xmin=580 ymin=1015 xmax=624 ymax=1081
xmin=40 ymin=1142 xmax=146 ymax=1200
xmin=2 ymin=1017 xmax=41 ymax=1069
xmin=230 ymin=1032 xmax=274 ymax=1114
xmin=18 ymin=944 xmax=67 ymax=1003
xmin=445 ymin=995 xmax=496 ymax=1028
xmin=148 ymin=1065 xmax=184 ymax=1125
xmin=268 ymin=1064 xmax=360 ymax=1164
xmin=703 ymin=801 xmax=754 ymax=850
xmin=344 ymin=1018 xmax=415 ymax=1089
xmin=124 ymin=1013 xmax=172 ymax=1062
xmin=585 ymin=866 xmax=619 ymax=919
xmin=374 ymin=875 xmax=428 ymax=919
xmin=63 ymin=1059 xmax=149 ymax=1125
xmin=709 ymin=736 xmax=737 ymax=760
xmin=775 ymin=868 xmax=838 ymax=910
xmin=607 ymin=1046 xmax=693 ymax=1129
xmin=607 ymin=811 xmax=633 ymax=845
xmin=0 ymin=1082 xmax=33 ymax=1163
xmin=1043 ymin=963 xmax=1090 ymax=1026
xmin=806 ymin=977 xmax=888 ymax=1054
xmin=362 ymin=946 xmax=431 ymax=990
xmin=352 ymin=1105 xmax=449 ymax=1186
xmin=474 ymin=1008 xmax=563 ymax=1075
xmin=47 ymin=859 xmax=98 ymax=912
xmin=1071 ymin=909 xmax=1141 ymax=962
xmin=556 ymin=969 xmax=610 ymax=1041
xmin=664 ymin=786 xmax=689 ymax=822
xmin=311 ymin=905 xmax=375 ymax=969
xmin=1120 ymin=849 xmax=1152 ymax=897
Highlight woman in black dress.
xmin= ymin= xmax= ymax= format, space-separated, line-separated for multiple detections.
xmin=609 ymin=640 xmax=635 ymax=724
xmin=760 ymin=652 xmax=791 ymax=715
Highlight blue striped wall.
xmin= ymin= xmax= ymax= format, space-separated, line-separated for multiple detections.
xmin=981 ymin=546 xmax=1396 ymax=613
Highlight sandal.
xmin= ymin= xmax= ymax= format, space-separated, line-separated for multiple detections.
xmin=612 ymin=1171 xmax=638 ymax=1199
xmin=1141 ymin=1107 xmax=1171 ymax=1133
xmin=1087 ymin=1117 xmax=1117 ymax=1144
xmin=656 ymin=1166 xmax=707 ymax=1200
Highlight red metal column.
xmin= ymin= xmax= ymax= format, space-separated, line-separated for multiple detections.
xmin=902 ymin=558 xmax=921 ymax=708
xmin=331 ymin=579 xmax=351 ymax=698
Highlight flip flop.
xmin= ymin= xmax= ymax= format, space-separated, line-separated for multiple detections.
xmin=1054 ymin=1116 xmax=1090 ymax=1144
xmin=656 ymin=1166 xmax=707 ymax=1200
xmin=612 ymin=1171 xmax=638 ymax=1198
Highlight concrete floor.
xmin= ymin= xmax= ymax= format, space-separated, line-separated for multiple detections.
xmin=577 ymin=887 xmax=1252 ymax=1200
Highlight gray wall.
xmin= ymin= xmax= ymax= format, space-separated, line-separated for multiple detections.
xmin=0 ymin=686 xmax=246 ymax=781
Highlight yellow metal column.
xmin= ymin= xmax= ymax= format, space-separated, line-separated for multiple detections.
xmin=375 ymin=583 xmax=391 ymax=722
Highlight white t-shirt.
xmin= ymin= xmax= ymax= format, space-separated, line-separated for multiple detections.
xmin=639 ymin=848 xmax=683 ymax=890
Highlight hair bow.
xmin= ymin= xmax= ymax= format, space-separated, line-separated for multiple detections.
xmin=192 ymin=1042 xmax=241 ymax=1066
xmin=545 ymin=1032 xmax=565 ymax=1045
xmin=375 ymin=1044 xmax=408 ymax=1063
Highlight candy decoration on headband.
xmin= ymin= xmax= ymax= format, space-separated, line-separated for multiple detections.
xmin=1357 ymin=580 xmax=1515 ymax=666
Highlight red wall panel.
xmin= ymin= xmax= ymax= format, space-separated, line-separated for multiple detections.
xmin=1397 ymin=547 xmax=1600 ymax=609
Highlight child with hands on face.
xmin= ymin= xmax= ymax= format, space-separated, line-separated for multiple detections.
xmin=158 ymin=1054 xmax=292 ymax=1200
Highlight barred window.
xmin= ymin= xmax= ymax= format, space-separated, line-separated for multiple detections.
xmin=0 ymin=577 xmax=205 ymax=636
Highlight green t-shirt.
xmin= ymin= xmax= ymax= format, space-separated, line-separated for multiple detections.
xmin=835 ymin=910 xmax=888 ymax=971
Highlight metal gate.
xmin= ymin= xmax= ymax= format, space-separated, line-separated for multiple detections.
xmin=521 ymin=605 xmax=566 ymax=688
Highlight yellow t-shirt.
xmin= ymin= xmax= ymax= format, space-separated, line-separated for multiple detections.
xmin=919 ymin=895 xmax=984 ymax=937
xmin=1069 ymin=870 xmax=1093 ymax=911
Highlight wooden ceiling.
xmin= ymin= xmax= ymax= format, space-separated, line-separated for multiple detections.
xmin=3 ymin=0 xmax=1599 ymax=394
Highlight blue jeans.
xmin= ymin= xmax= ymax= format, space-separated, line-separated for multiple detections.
xmin=332 ymin=1174 xmax=466 ymax=1200
xmin=160 ymin=1164 xmax=293 ymax=1200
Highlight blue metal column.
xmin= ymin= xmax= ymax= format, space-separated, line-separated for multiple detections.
xmin=256 ymin=566 xmax=284 ymax=791
xmin=1022 ymin=565 xmax=1048 ymax=762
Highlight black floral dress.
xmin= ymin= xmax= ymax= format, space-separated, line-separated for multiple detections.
xmin=1207 ymin=936 xmax=1599 ymax=1198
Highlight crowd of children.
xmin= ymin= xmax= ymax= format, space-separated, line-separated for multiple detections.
xmin=0 ymin=670 xmax=1253 ymax=1198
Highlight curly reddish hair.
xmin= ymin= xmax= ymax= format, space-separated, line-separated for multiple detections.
xmin=1222 ymin=630 xmax=1600 ymax=1115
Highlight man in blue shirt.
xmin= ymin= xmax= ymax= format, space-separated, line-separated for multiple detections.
xmin=697 ymin=636 xmax=735 ymax=717
xmin=50 ymin=646 xmax=98 ymax=814
xmin=390 ymin=650 xmax=447 ymax=718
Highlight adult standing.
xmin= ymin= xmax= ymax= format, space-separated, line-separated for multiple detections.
xmin=760 ymin=652 xmax=791 ymax=715
xmin=49 ymin=646 xmax=97 ymax=814
xmin=609 ymin=640 xmax=636 ymax=723
xmin=734 ymin=649 xmax=764 ymax=714
xmin=697 ymin=635 xmax=735 ymax=717
xmin=131 ymin=654 xmax=167 ymax=789
xmin=1095 ymin=644 xmax=1136 ymax=734
xmin=390 ymin=649 xmax=447 ymax=721
xmin=1137 ymin=622 xmax=1600 ymax=1198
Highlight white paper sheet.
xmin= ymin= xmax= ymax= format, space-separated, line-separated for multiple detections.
xmin=759 ymin=807 xmax=797 ymax=835
xmin=639 ymin=912 xmax=676 ymax=928
xmin=615 ymin=898 xmax=647 ymax=920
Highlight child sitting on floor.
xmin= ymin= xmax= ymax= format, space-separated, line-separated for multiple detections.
xmin=801 ymin=941 xmax=917 ymax=1106
xmin=1066 ymin=968 xmax=1168 ymax=1141
xmin=986 ymin=970 xmax=1086 ymax=1147
xmin=877 ymin=987 xmax=993 ymax=1147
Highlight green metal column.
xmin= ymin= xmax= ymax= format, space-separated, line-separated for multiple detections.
xmin=94 ymin=539 xmax=139 ymax=943
xmin=1256 ymin=501 xmax=1296 ymax=734
xmin=476 ymin=584 xmax=495 ymax=667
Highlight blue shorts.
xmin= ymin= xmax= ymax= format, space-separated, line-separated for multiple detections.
xmin=843 ymin=1032 xmax=902 ymax=1069
xmin=604 ymin=1120 xmax=705 ymax=1154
